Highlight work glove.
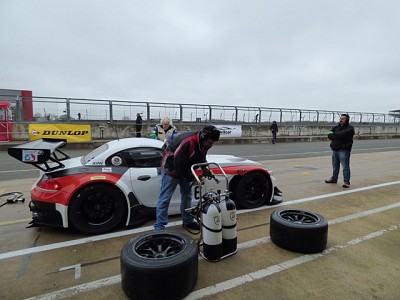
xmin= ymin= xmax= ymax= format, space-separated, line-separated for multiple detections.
xmin=192 ymin=175 xmax=205 ymax=185
xmin=202 ymin=167 xmax=214 ymax=178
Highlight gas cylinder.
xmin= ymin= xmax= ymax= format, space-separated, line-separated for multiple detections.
xmin=201 ymin=202 xmax=223 ymax=261
xmin=220 ymin=197 xmax=237 ymax=255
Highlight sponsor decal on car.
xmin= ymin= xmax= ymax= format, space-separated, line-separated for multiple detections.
xmin=90 ymin=176 xmax=107 ymax=180
xmin=22 ymin=150 xmax=43 ymax=162
xmin=111 ymin=156 xmax=123 ymax=166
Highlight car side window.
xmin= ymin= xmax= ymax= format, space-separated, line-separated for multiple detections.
xmin=114 ymin=147 xmax=164 ymax=168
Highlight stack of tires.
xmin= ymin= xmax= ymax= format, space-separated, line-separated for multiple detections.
xmin=270 ymin=209 xmax=328 ymax=253
xmin=120 ymin=231 xmax=198 ymax=300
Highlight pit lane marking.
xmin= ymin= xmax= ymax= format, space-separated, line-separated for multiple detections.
xmin=59 ymin=264 xmax=82 ymax=279
xmin=0 ymin=218 xmax=32 ymax=226
xmin=186 ymin=223 xmax=400 ymax=300
xmin=1 ymin=180 xmax=400 ymax=261
xmin=24 ymin=222 xmax=400 ymax=300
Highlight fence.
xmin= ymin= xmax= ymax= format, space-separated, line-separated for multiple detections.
xmin=1 ymin=94 xmax=399 ymax=125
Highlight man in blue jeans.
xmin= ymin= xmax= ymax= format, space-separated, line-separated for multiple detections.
xmin=154 ymin=125 xmax=221 ymax=231
xmin=325 ymin=114 xmax=355 ymax=188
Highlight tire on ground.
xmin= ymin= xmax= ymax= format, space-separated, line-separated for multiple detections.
xmin=270 ymin=209 xmax=328 ymax=253
xmin=120 ymin=231 xmax=198 ymax=300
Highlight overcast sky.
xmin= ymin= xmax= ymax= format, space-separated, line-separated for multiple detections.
xmin=1 ymin=0 xmax=399 ymax=113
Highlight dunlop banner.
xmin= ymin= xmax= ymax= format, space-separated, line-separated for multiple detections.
xmin=29 ymin=124 xmax=92 ymax=142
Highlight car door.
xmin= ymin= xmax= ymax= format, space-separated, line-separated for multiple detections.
xmin=119 ymin=147 xmax=165 ymax=208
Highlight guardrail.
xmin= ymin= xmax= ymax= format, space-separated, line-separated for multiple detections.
xmin=1 ymin=94 xmax=399 ymax=125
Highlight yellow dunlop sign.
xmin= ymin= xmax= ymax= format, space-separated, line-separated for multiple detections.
xmin=29 ymin=124 xmax=92 ymax=142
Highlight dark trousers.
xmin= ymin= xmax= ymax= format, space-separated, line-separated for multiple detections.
xmin=136 ymin=125 xmax=142 ymax=137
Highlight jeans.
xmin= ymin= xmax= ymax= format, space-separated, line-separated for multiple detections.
xmin=154 ymin=172 xmax=194 ymax=230
xmin=331 ymin=150 xmax=351 ymax=183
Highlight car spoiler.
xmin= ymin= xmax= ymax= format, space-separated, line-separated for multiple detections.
xmin=8 ymin=138 xmax=70 ymax=172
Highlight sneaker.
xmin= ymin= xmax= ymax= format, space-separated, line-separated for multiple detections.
xmin=183 ymin=221 xmax=200 ymax=231
xmin=325 ymin=179 xmax=337 ymax=184
xmin=343 ymin=182 xmax=350 ymax=188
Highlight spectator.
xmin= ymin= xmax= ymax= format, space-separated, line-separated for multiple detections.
xmin=149 ymin=117 xmax=178 ymax=149
xmin=325 ymin=113 xmax=355 ymax=188
xmin=269 ymin=121 xmax=278 ymax=144
xmin=135 ymin=113 xmax=142 ymax=137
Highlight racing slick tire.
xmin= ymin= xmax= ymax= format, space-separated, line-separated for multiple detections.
xmin=69 ymin=183 xmax=126 ymax=234
xmin=270 ymin=209 xmax=328 ymax=254
xmin=231 ymin=171 xmax=271 ymax=209
xmin=120 ymin=231 xmax=198 ymax=300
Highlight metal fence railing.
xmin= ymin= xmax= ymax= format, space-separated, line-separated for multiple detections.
xmin=1 ymin=94 xmax=399 ymax=125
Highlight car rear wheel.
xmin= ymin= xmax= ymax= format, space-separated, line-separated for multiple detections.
xmin=69 ymin=183 xmax=126 ymax=234
xmin=120 ymin=231 xmax=198 ymax=299
xmin=270 ymin=209 xmax=328 ymax=253
xmin=231 ymin=172 xmax=271 ymax=209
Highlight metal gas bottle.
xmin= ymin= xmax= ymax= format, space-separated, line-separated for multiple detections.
xmin=220 ymin=197 xmax=237 ymax=255
xmin=201 ymin=202 xmax=223 ymax=261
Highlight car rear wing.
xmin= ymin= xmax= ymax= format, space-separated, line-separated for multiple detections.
xmin=8 ymin=138 xmax=70 ymax=172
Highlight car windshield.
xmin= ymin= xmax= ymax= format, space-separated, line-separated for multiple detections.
xmin=83 ymin=144 xmax=109 ymax=163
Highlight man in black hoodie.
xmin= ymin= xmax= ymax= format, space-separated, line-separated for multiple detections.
xmin=325 ymin=114 xmax=355 ymax=188
xmin=154 ymin=125 xmax=221 ymax=231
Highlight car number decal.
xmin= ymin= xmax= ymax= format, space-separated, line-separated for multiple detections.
xmin=111 ymin=156 xmax=123 ymax=166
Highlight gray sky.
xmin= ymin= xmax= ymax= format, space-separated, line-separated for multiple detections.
xmin=1 ymin=0 xmax=399 ymax=113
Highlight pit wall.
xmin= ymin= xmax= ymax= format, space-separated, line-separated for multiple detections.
xmin=9 ymin=122 xmax=400 ymax=141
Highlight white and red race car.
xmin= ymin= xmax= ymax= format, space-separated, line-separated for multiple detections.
xmin=8 ymin=138 xmax=282 ymax=234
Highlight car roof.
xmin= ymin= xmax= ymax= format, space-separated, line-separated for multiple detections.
xmin=105 ymin=138 xmax=164 ymax=152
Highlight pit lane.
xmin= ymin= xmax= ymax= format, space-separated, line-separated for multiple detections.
xmin=0 ymin=147 xmax=399 ymax=299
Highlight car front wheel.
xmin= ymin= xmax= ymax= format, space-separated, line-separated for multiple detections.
xmin=69 ymin=183 xmax=126 ymax=234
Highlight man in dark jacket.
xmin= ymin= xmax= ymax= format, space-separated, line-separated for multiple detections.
xmin=269 ymin=121 xmax=278 ymax=144
xmin=325 ymin=114 xmax=355 ymax=188
xmin=154 ymin=125 xmax=221 ymax=230
xmin=135 ymin=113 xmax=142 ymax=137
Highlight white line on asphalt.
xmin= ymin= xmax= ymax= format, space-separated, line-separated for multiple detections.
xmin=243 ymin=146 xmax=400 ymax=158
xmin=24 ymin=221 xmax=400 ymax=300
xmin=0 ymin=169 xmax=37 ymax=174
xmin=185 ymin=223 xmax=400 ymax=300
xmin=1 ymin=180 xmax=400 ymax=261
xmin=25 ymin=275 xmax=121 ymax=300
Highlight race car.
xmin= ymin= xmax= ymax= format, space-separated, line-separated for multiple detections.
xmin=8 ymin=138 xmax=282 ymax=234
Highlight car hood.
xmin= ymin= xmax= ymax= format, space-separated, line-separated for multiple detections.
xmin=206 ymin=154 xmax=262 ymax=167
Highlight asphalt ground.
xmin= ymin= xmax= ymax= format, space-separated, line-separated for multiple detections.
xmin=0 ymin=141 xmax=399 ymax=299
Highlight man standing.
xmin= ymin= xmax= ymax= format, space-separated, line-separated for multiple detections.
xmin=135 ymin=113 xmax=142 ymax=137
xmin=149 ymin=116 xmax=178 ymax=149
xmin=269 ymin=121 xmax=278 ymax=144
xmin=325 ymin=114 xmax=355 ymax=188
xmin=154 ymin=125 xmax=220 ymax=231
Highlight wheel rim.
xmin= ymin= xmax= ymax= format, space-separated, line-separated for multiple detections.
xmin=81 ymin=191 xmax=116 ymax=225
xmin=134 ymin=234 xmax=186 ymax=259
xmin=278 ymin=210 xmax=320 ymax=224
xmin=242 ymin=175 xmax=266 ymax=205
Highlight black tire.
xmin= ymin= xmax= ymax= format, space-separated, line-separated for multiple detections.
xmin=69 ymin=183 xmax=126 ymax=234
xmin=270 ymin=209 xmax=328 ymax=253
xmin=231 ymin=172 xmax=272 ymax=209
xmin=120 ymin=231 xmax=198 ymax=300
